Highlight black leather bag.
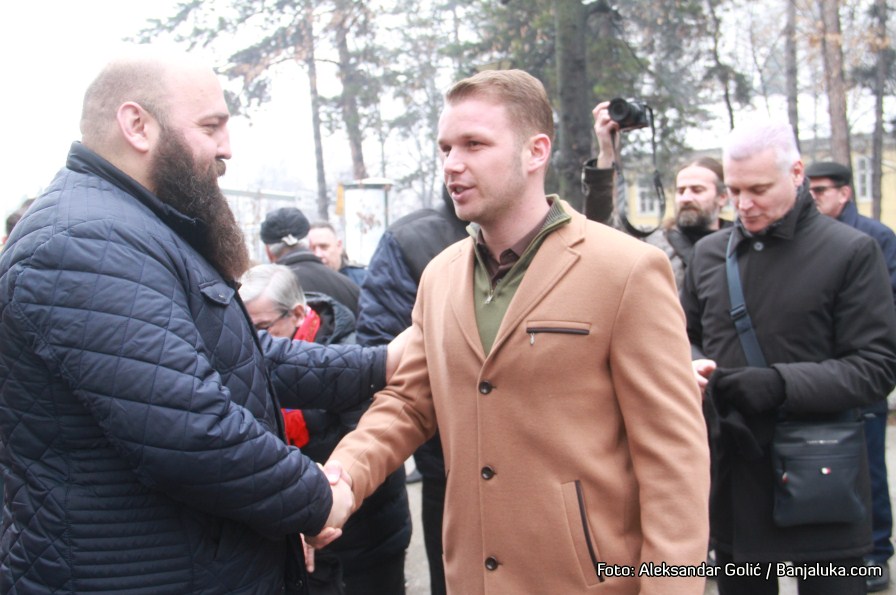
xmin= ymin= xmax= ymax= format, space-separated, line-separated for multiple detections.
xmin=771 ymin=419 xmax=866 ymax=527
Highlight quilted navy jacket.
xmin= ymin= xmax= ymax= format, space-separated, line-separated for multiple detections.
xmin=0 ymin=143 xmax=386 ymax=594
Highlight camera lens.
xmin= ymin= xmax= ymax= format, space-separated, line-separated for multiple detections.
xmin=608 ymin=98 xmax=633 ymax=123
xmin=607 ymin=98 xmax=648 ymax=131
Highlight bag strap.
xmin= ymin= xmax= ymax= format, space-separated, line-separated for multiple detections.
xmin=726 ymin=231 xmax=768 ymax=368
xmin=726 ymin=232 xmax=861 ymax=424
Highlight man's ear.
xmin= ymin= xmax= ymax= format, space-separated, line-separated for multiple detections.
xmin=526 ymin=133 xmax=552 ymax=173
xmin=291 ymin=303 xmax=306 ymax=326
xmin=791 ymin=159 xmax=805 ymax=188
xmin=842 ymin=185 xmax=854 ymax=203
xmin=117 ymin=102 xmax=157 ymax=154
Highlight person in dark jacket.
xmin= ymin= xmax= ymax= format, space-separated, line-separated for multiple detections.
xmin=261 ymin=208 xmax=361 ymax=315
xmin=240 ymin=264 xmax=411 ymax=595
xmin=355 ymin=186 xmax=467 ymax=595
xmin=0 ymin=49 xmax=392 ymax=595
xmin=684 ymin=120 xmax=896 ymax=595
xmin=806 ymin=160 xmax=896 ymax=592
xmin=307 ymin=221 xmax=368 ymax=287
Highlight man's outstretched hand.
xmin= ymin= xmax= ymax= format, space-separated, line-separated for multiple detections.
xmin=305 ymin=461 xmax=354 ymax=550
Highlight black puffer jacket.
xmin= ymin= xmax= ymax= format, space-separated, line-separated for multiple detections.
xmin=0 ymin=143 xmax=386 ymax=594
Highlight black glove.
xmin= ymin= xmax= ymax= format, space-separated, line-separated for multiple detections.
xmin=709 ymin=367 xmax=785 ymax=416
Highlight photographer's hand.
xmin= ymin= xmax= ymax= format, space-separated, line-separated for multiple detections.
xmin=592 ymin=101 xmax=620 ymax=169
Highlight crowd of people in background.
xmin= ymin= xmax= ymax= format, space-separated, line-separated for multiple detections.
xmin=1 ymin=45 xmax=895 ymax=595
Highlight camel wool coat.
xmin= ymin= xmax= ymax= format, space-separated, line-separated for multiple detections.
xmin=331 ymin=204 xmax=710 ymax=594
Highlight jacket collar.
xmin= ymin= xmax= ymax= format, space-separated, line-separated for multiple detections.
xmin=66 ymin=142 xmax=210 ymax=253
xmin=837 ymin=200 xmax=860 ymax=227
xmin=445 ymin=200 xmax=584 ymax=360
xmin=733 ymin=180 xmax=816 ymax=245
xmin=277 ymin=248 xmax=323 ymax=266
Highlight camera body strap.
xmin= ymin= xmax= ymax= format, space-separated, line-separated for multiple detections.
xmin=609 ymin=106 xmax=666 ymax=239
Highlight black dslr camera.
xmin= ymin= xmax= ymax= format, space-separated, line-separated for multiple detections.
xmin=608 ymin=98 xmax=650 ymax=132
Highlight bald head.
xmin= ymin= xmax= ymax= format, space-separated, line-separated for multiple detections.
xmin=79 ymin=48 xmax=220 ymax=149
xmin=77 ymin=48 xmax=231 ymax=194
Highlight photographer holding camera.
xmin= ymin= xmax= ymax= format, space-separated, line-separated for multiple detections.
xmin=582 ymin=100 xmax=731 ymax=288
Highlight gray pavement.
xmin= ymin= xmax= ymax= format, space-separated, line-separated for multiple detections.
xmin=400 ymin=421 xmax=896 ymax=594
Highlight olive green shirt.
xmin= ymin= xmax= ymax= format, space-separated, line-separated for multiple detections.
xmin=471 ymin=196 xmax=571 ymax=354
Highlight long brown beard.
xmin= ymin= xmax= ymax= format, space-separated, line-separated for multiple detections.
xmin=676 ymin=207 xmax=714 ymax=231
xmin=150 ymin=128 xmax=249 ymax=280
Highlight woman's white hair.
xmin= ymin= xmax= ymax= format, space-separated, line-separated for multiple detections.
xmin=723 ymin=119 xmax=800 ymax=172
xmin=239 ymin=264 xmax=305 ymax=311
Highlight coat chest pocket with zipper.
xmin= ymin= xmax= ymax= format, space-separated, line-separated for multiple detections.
xmin=525 ymin=320 xmax=591 ymax=345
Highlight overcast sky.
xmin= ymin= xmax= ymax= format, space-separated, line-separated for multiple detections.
xmin=0 ymin=0 xmax=342 ymax=225
xmin=5 ymin=2 xmax=890 ymax=228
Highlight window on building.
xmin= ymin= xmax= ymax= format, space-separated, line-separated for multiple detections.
xmin=855 ymin=156 xmax=871 ymax=202
xmin=637 ymin=175 xmax=660 ymax=215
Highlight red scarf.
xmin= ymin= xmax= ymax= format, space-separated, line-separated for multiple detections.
xmin=282 ymin=306 xmax=322 ymax=448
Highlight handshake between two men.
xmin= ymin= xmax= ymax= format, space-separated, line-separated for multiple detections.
xmin=302 ymin=460 xmax=354 ymax=572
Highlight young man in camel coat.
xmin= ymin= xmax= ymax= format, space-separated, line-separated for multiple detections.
xmin=320 ymin=69 xmax=710 ymax=594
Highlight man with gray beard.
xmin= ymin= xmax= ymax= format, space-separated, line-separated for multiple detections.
xmin=0 ymin=48 xmax=399 ymax=594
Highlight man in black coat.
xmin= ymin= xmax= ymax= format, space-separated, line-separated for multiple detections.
xmin=261 ymin=207 xmax=361 ymax=315
xmin=683 ymin=120 xmax=896 ymax=594
xmin=806 ymin=160 xmax=896 ymax=592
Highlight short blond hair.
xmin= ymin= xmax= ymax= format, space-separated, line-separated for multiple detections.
xmin=446 ymin=69 xmax=554 ymax=142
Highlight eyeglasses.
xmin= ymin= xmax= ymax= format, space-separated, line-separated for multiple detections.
xmin=253 ymin=310 xmax=290 ymax=332
xmin=808 ymin=184 xmax=844 ymax=196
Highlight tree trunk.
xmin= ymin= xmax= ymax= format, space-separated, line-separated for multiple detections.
xmin=553 ymin=0 xmax=591 ymax=213
xmin=706 ymin=0 xmax=735 ymax=130
xmin=870 ymin=0 xmax=887 ymax=220
xmin=785 ymin=0 xmax=800 ymax=148
xmin=334 ymin=11 xmax=368 ymax=181
xmin=302 ymin=3 xmax=329 ymax=220
xmin=818 ymin=0 xmax=851 ymax=165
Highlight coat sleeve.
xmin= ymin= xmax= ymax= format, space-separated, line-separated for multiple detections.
xmin=581 ymin=160 xmax=615 ymax=225
xmin=356 ymin=232 xmax=418 ymax=346
xmin=329 ymin=317 xmax=435 ymax=508
xmin=607 ymin=246 xmax=711 ymax=594
xmin=261 ymin=333 xmax=386 ymax=410
xmin=6 ymin=223 xmax=333 ymax=538
xmin=875 ymin=225 xmax=896 ymax=305
xmin=775 ymin=236 xmax=896 ymax=413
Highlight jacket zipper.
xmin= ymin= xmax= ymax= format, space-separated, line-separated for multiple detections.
xmin=527 ymin=326 xmax=590 ymax=345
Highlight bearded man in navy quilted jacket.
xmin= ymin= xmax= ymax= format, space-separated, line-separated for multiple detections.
xmin=0 ymin=48 xmax=389 ymax=594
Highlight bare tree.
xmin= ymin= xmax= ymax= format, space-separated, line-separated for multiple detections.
xmin=785 ymin=0 xmax=800 ymax=147
xmin=326 ymin=0 xmax=373 ymax=181
xmin=301 ymin=3 xmax=330 ymax=219
xmin=869 ymin=0 xmax=889 ymax=220
xmin=818 ymin=0 xmax=852 ymax=164
xmin=553 ymin=0 xmax=592 ymax=211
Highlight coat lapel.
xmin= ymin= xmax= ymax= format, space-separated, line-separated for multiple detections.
xmin=445 ymin=238 xmax=487 ymax=360
xmin=488 ymin=214 xmax=584 ymax=357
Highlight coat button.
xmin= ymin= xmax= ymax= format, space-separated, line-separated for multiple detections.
xmin=485 ymin=556 xmax=499 ymax=571
xmin=481 ymin=466 xmax=496 ymax=480
xmin=753 ymin=241 xmax=764 ymax=251
xmin=478 ymin=381 xmax=493 ymax=394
